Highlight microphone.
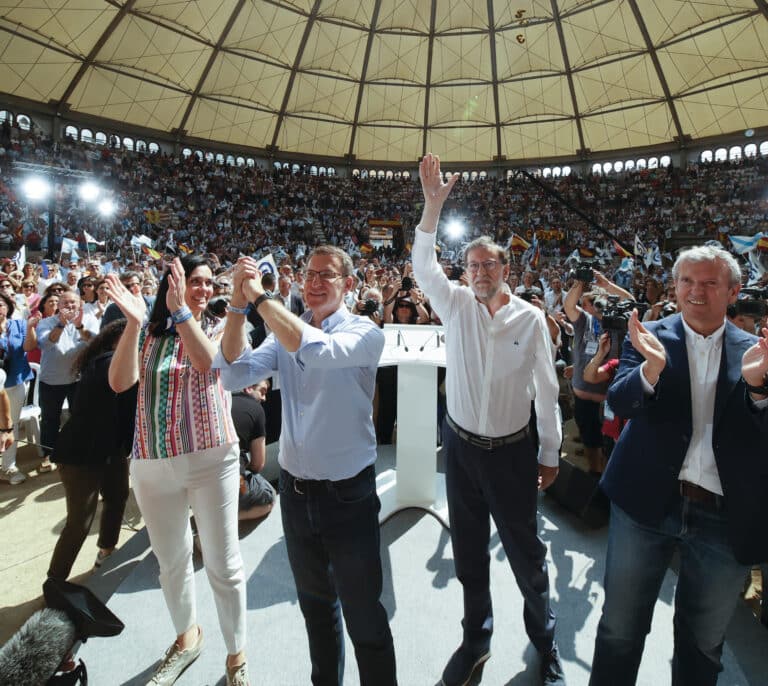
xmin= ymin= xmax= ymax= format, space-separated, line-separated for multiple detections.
xmin=419 ymin=330 xmax=437 ymax=352
xmin=398 ymin=329 xmax=409 ymax=352
xmin=0 ymin=607 xmax=76 ymax=685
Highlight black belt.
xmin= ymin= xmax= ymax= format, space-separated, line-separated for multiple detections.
xmin=446 ymin=414 xmax=529 ymax=451
xmin=282 ymin=465 xmax=373 ymax=496
xmin=680 ymin=481 xmax=723 ymax=511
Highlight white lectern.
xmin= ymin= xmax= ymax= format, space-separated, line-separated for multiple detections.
xmin=377 ymin=324 xmax=449 ymax=528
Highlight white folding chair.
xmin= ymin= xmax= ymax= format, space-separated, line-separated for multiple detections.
xmin=18 ymin=361 xmax=43 ymax=457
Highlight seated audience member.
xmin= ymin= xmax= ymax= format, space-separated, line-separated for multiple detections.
xmin=47 ymin=320 xmax=137 ymax=579
xmin=231 ymin=379 xmax=275 ymax=520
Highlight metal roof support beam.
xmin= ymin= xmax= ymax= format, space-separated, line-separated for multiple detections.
xmin=421 ymin=0 xmax=438 ymax=158
xmin=755 ymin=0 xmax=768 ymax=22
xmin=487 ymin=0 xmax=503 ymax=160
xmin=347 ymin=0 xmax=383 ymax=160
xmin=176 ymin=0 xmax=248 ymax=137
xmin=550 ymin=0 xmax=586 ymax=156
xmin=270 ymin=0 xmax=324 ymax=151
xmin=58 ymin=0 xmax=139 ymax=112
xmin=626 ymin=0 xmax=686 ymax=145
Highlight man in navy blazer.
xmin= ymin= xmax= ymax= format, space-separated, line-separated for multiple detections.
xmin=590 ymin=244 xmax=768 ymax=686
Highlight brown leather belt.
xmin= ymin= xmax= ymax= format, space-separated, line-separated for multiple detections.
xmin=446 ymin=414 xmax=529 ymax=451
xmin=679 ymin=481 xmax=723 ymax=510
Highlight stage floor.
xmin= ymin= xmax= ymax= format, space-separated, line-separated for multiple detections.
xmin=75 ymin=445 xmax=768 ymax=686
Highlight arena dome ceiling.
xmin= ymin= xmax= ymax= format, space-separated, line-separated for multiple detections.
xmin=1 ymin=0 xmax=767 ymax=164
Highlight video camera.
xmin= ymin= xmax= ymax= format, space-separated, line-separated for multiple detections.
xmin=361 ymin=298 xmax=379 ymax=315
xmin=571 ymin=260 xmax=594 ymax=284
xmin=734 ymin=287 xmax=768 ymax=319
xmin=599 ymin=295 xmax=648 ymax=333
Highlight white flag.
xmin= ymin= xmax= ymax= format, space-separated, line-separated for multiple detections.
xmin=61 ymin=236 xmax=79 ymax=256
xmin=83 ymin=230 xmax=105 ymax=246
xmin=12 ymin=245 xmax=25 ymax=271
xmin=130 ymin=234 xmax=154 ymax=250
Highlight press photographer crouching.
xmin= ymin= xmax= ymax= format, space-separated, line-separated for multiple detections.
xmin=564 ymin=261 xmax=634 ymax=474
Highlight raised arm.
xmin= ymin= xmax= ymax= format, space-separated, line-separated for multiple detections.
xmin=104 ymin=274 xmax=144 ymax=393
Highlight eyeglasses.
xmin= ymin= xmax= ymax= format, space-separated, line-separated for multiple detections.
xmin=0 ymin=283 xmax=12 ymax=289
xmin=303 ymin=269 xmax=343 ymax=283
xmin=124 ymin=281 xmax=141 ymax=288
xmin=82 ymin=283 xmax=95 ymax=288
xmin=466 ymin=260 xmax=500 ymax=274
xmin=22 ymin=284 xmax=35 ymax=289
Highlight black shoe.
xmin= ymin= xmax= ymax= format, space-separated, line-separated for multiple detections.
xmin=540 ymin=644 xmax=566 ymax=685
xmin=440 ymin=645 xmax=491 ymax=686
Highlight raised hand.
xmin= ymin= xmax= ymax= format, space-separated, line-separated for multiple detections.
xmin=104 ymin=273 xmax=146 ymax=326
xmin=165 ymin=258 xmax=187 ymax=313
xmin=419 ymin=153 xmax=459 ymax=211
xmin=628 ymin=309 xmax=666 ymax=381
xmin=741 ymin=327 xmax=768 ymax=387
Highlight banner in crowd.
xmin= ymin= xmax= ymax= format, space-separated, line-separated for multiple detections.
xmin=256 ymin=253 xmax=277 ymax=277
xmin=12 ymin=245 xmax=25 ymax=270
xmin=522 ymin=228 xmax=564 ymax=241
xmin=61 ymin=237 xmax=78 ymax=260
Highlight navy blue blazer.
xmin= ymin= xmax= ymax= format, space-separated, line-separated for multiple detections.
xmin=601 ymin=313 xmax=768 ymax=565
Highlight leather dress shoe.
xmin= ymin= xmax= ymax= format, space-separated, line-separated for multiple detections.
xmin=440 ymin=644 xmax=491 ymax=686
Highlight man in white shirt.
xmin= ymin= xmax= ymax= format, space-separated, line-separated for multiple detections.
xmin=590 ymin=245 xmax=768 ymax=685
xmin=412 ymin=154 xmax=565 ymax=686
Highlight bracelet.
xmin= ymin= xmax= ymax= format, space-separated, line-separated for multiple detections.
xmin=171 ymin=305 xmax=193 ymax=325
xmin=75 ymin=324 xmax=84 ymax=330
xmin=227 ymin=303 xmax=250 ymax=315
xmin=384 ymin=297 xmax=396 ymax=306
xmin=0 ymin=426 xmax=13 ymax=432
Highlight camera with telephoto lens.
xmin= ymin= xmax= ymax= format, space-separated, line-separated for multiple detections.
xmin=400 ymin=276 xmax=414 ymax=291
xmin=573 ymin=260 xmax=594 ymax=284
xmin=519 ymin=289 xmax=535 ymax=302
xmin=361 ymin=298 xmax=379 ymax=315
xmin=658 ymin=300 xmax=677 ymax=319
xmin=734 ymin=288 xmax=768 ymax=319
xmin=600 ymin=295 xmax=648 ymax=333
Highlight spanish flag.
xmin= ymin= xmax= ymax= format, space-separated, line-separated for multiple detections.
xmin=141 ymin=245 xmax=162 ymax=260
xmin=579 ymin=247 xmax=595 ymax=258
xmin=177 ymin=243 xmax=193 ymax=255
xmin=508 ymin=232 xmax=531 ymax=252
xmin=613 ymin=240 xmax=632 ymax=258
xmin=758 ymin=236 xmax=768 ymax=252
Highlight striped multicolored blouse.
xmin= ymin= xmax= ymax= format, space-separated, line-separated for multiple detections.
xmin=132 ymin=323 xmax=237 ymax=460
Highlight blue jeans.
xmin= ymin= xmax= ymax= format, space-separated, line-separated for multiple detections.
xmin=39 ymin=381 xmax=77 ymax=458
xmin=443 ymin=419 xmax=556 ymax=654
xmin=590 ymin=501 xmax=749 ymax=686
xmin=279 ymin=466 xmax=397 ymax=686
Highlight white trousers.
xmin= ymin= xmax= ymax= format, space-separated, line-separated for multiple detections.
xmin=130 ymin=443 xmax=246 ymax=654
xmin=2 ymin=383 xmax=27 ymax=470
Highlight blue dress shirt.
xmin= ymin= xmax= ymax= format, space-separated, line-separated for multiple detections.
xmin=214 ymin=305 xmax=384 ymax=481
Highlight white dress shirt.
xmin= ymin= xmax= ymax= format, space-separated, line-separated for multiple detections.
xmin=640 ymin=318 xmax=758 ymax=495
xmin=412 ymin=228 xmax=562 ymax=466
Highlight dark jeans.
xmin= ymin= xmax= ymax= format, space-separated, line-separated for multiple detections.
xmin=39 ymin=381 xmax=78 ymax=457
xmin=573 ymin=394 xmax=603 ymax=448
xmin=47 ymin=459 xmax=129 ymax=580
xmin=443 ymin=418 xmax=556 ymax=654
xmin=590 ymin=502 xmax=749 ymax=686
xmin=279 ymin=466 xmax=397 ymax=686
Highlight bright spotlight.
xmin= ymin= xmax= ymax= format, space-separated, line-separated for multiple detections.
xmin=97 ymin=199 xmax=116 ymax=217
xmin=79 ymin=182 xmax=101 ymax=202
xmin=446 ymin=220 xmax=464 ymax=239
xmin=22 ymin=177 xmax=51 ymax=201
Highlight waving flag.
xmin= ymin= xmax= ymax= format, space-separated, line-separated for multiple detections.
xmin=83 ymin=230 xmax=105 ymax=247
xmin=256 ymin=253 xmax=277 ymax=277
xmin=613 ymin=240 xmax=632 ymax=258
xmin=634 ymin=234 xmax=646 ymax=258
xmin=11 ymin=245 xmax=25 ymax=271
xmin=729 ymin=233 xmax=764 ymax=254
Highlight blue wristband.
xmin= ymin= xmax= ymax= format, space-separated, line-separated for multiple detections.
xmin=171 ymin=305 xmax=193 ymax=325
xmin=226 ymin=303 xmax=250 ymax=315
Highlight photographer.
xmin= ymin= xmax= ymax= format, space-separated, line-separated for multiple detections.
xmin=354 ymin=287 xmax=384 ymax=327
xmin=383 ymin=274 xmax=430 ymax=324
xmin=564 ymin=265 xmax=632 ymax=474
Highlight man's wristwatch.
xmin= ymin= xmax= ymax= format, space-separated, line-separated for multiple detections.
xmin=55 ymin=322 xmax=65 ymax=329
xmin=253 ymin=292 xmax=273 ymax=310
xmin=75 ymin=324 xmax=84 ymax=330
xmin=744 ymin=377 xmax=768 ymax=395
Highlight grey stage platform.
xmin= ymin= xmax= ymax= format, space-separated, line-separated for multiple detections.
xmin=80 ymin=446 xmax=767 ymax=685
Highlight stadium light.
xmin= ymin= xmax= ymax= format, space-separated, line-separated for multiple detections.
xmin=79 ymin=182 xmax=101 ymax=202
xmin=446 ymin=220 xmax=465 ymax=239
xmin=97 ymin=199 xmax=116 ymax=217
xmin=22 ymin=176 xmax=51 ymax=201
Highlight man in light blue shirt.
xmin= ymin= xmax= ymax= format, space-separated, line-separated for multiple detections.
xmin=215 ymin=246 xmax=396 ymax=686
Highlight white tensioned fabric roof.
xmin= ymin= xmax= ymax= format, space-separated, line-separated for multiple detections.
xmin=1 ymin=0 xmax=768 ymax=164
